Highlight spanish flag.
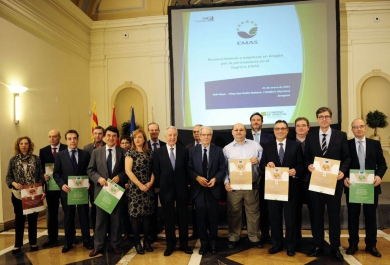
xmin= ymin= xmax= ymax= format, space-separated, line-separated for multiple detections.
xmin=112 ymin=105 xmax=119 ymax=146
xmin=91 ymin=102 xmax=98 ymax=142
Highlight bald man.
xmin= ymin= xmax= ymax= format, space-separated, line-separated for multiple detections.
xmin=39 ymin=129 xmax=68 ymax=247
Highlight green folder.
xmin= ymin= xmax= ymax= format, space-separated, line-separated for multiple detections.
xmin=94 ymin=178 xmax=125 ymax=214
xmin=67 ymin=176 xmax=89 ymax=205
xmin=45 ymin=163 xmax=60 ymax=191
xmin=349 ymin=170 xmax=374 ymax=204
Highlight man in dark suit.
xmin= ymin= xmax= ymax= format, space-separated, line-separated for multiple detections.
xmin=344 ymin=118 xmax=387 ymax=258
xmin=246 ymin=112 xmax=273 ymax=245
xmin=88 ymin=126 xmax=127 ymax=257
xmin=84 ymin=126 xmax=106 ymax=233
xmin=153 ymin=126 xmax=193 ymax=256
xmin=39 ymin=129 xmax=68 ymax=247
xmin=54 ymin=129 xmax=93 ymax=253
xmin=147 ymin=122 xmax=166 ymax=242
xmin=188 ymin=126 xmax=226 ymax=255
xmin=259 ymin=120 xmax=304 ymax=257
xmin=305 ymin=107 xmax=351 ymax=262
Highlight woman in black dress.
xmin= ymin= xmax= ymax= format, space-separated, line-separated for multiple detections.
xmin=125 ymin=129 xmax=155 ymax=254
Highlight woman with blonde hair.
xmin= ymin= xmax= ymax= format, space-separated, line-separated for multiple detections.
xmin=6 ymin=136 xmax=45 ymax=254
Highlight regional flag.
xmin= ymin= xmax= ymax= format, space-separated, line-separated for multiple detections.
xmin=91 ymin=102 xmax=98 ymax=142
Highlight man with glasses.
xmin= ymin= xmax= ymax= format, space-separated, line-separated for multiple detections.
xmin=294 ymin=117 xmax=311 ymax=242
xmin=188 ymin=126 xmax=226 ymax=255
xmin=343 ymin=118 xmax=387 ymax=258
xmin=259 ymin=120 xmax=304 ymax=256
xmin=304 ymin=107 xmax=351 ymax=262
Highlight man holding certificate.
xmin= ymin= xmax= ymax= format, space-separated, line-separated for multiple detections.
xmin=223 ymin=123 xmax=262 ymax=249
xmin=305 ymin=107 xmax=351 ymax=262
xmin=54 ymin=130 xmax=93 ymax=253
xmin=88 ymin=126 xmax=127 ymax=257
xmin=259 ymin=120 xmax=304 ymax=256
xmin=344 ymin=118 xmax=387 ymax=258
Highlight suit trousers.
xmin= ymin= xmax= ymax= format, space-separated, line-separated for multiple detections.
xmin=227 ymin=187 xmax=260 ymax=242
xmin=161 ymin=196 xmax=188 ymax=248
xmin=259 ymin=180 xmax=270 ymax=238
xmin=45 ymin=190 xmax=63 ymax=240
xmin=61 ymin=197 xmax=90 ymax=245
xmin=94 ymin=201 xmax=123 ymax=250
xmin=309 ymin=189 xmax=342 ymax=249
xmin=346 ymin=194 xmax=379 ymax=247
xmin=12 ymin=193 xmax=38 ymax=247
xmin=193 ymin=187 xmax=218 ymax=247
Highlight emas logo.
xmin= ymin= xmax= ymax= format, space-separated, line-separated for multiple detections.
xmin=237 ymin=20 xmax=258 ymax=39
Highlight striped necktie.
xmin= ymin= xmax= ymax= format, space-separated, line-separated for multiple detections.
xmin=321 ymin=134 xmax=327 ymax=155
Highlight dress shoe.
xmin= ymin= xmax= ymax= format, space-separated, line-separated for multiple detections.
xmin=83 ymin=242 xmax=94 ymax=250
xmin=199 ymin=246 xmax=207 ymax=255
xmin=307 ymin=247 xmax=323 ymax=257
xmin=30 ymin=245 xmax=38 ymax=252
xmin=188 ymin=234 xmax=199 ymax=240
xmin=164 ymin=248 xmax=174 ymax=256
xmin=210 ymin=245 xmax=218 ymax=254
xmin=180 ymin=246 xmax=193 ymax=254
xmin=89 ymin=249 xmax=104 ymax=257
xmin=144 ymin=241 xmax=153 ymax=252
xmin=268 ymin=246 xmax=282 ymax=254
xmin=254 ymin=241 xmax=264 ymax=248
xmin=331 ymin=249 xmax=344 ymax=262
xmin=113 ymin=247 xmax=122 ymax=254
xmin=42 ymin=238 xmax=57 ymax=248
xmin=62 ymin=245 xmax=73 ymax=253
xmin=287 ymin=249 xmax=295 ymax=256
xmin=228 ymin=241 xmax=237 ymax=249
xmin=365 ymin=246 xmax=382 ymax=258
xmin=346 ymin=245 xmax=358 ymax=255
xmin=12 ymin=248 xmax=21 ymax=255
xmin=135 ymin=243 xmax=144 ymax=254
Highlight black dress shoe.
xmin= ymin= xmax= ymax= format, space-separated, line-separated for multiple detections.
xmin=180 ymin=246 xmax=193 ymax=254
xmin=254 ymin=241 xmax=264 ymax=248
xmin=113 ymin=247 xmax=122 ymax=254
xmin=42 ymin=238 xmax=57 ymax=248
xmin=346 ymin=245 xmax=358 ymax=255
xmin=287 ymin=249 xmax=295 ymax=256
xmin=199 ymin=246 xmax=207 ymax=255
xmin=164 ymin=248 xmax=174 ymax=256
xmin=228 ymin=241 xmax=236 ymax=249
xmin=62 ymin=245 xmax=73 ymax=253
xmin=83 ymin=242 xmax=94 ymax=250
xmin=30 ymin=245 xmax=38 ymax=252
xmin=89 ymin=249 xmax=104 ymax=257
xmin=135 ymin=243 xmax=144 ymax=254
xmin=307 ymin=247 xmax=323 ymax=257
xmin=365 ymin=246 xmax=382 ymax=257
xmin=210 ymin=246 xmax=218 ymax=254
xmin=144 ymin=241 xmax=153 ymax=252
xmin=12 ymin=248 xmax=21 ymax=255
xmin=331 ymin=249 xmax=344 ymax=262
xmin=268 ymin=246 xmax=282 ymax=254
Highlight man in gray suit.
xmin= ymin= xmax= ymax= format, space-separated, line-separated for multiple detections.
xmin=87 ymin=126 xmax=127 ymax=257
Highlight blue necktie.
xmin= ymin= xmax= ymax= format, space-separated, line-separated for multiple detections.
xmin=71 ymin=150 xmax=78 ymax=171
xmin=278 ymin=143 xmax=284 ymax=164
xmin=254 ymin=133 xmax=260 ymax=143
xmin=169 ymin=148 xmax=175 ymax=170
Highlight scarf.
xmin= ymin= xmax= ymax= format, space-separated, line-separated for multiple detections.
xmin=14 ymin=154 xmax=36 ymax=185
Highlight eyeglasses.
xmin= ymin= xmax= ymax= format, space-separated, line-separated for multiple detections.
xmin=120 ymin=142 xmax=130 ymax=145
xmin=295 ymin=124 xmax=308 ymax=128
xmin=274 ymin=127 xmax=288 ymax=131
xmin=317 ymin=115 xmax=331 ymax=120
xmin=201 ymin=134 xmax=212 ymax=137
xmin=352 ymin=125 xmax=365 ymax=129
xmin=193 ymin=130 xmax=199 ymax=133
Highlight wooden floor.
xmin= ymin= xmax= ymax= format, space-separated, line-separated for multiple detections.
xmin=1 ymin=216 xmax=390 ymax=265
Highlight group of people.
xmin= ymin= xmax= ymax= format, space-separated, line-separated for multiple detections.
xmin=5 ymin=106 xmax=387 ymax=262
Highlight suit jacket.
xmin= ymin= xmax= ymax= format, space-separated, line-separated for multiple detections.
xmin=39 ymin=143 xmax=68 ymax=170
xmin=246 ymin=130 xmax=274 ymax=147
xmin=185 ymin=142 xmax=200 ymax=149
xmin=345 ymin=138 xmax=387 ymax=195
xmin=87 ymin=146 xmax=127 ymax=199
xmin=259 ymin=139 xmax=304 ymax=194
xmin=153 ymin=144 xmax=189 ymax=203
xmin=147 ymin=140 xmax=166 ymax=150
xmin=83 ymin=142 xmax=106 ymax=156
xmin=188 ymin=144 xmax=226 ymax=200
xmin=53 ymin=148 xmax=91 ymax=198
xmin=304 ymin=128 xmax=351 ymax=193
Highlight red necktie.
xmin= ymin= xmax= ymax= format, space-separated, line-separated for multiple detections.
xmin=52 ymin=147 xmax=57 ymax=158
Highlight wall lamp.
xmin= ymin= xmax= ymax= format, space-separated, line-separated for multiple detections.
xmin=8 ymin=85 xmax=28 ymax=124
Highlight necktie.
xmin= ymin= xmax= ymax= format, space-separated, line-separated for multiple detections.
xmin=169 ymin=148 xmax=175 ymax=170
xmin=254 ymin=133 xmax=260 ymax=143
xmin=278 ymin=143 xmax=284 ymax=164
xmin=203 ymin=148 xmax=208 ymax=179
xmin=107 ymin=149 xmax=113 ymax=177
xmin=52 ymin=147 xmax=57 ymax=158
xmin=300 ymin=140 xmax=305 ymax=153
xmin=152 ymin=142 xmax=158 ymax=151
xmin=358 ymin=141 xmax=365 ymax=170
xmin=321 ymin=134 xmax=327 ymax=155
xmin=71 ymin=150 xmax=78 ymax=171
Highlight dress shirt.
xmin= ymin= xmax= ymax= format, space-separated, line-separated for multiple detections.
xmin=150 ymin=140 xmax=161 ymax=150
xmin=318 ymin=128 xmax=332 ymax=148
xmin=51 ymin=143 xmax=61 ymax=153
xmin=68 ymin=148 xmax=78 ymax=163
xmin=223 ymin=139 xmax=262 ymax=184
xmin=106 ymin=145 xmax=117 ymax=172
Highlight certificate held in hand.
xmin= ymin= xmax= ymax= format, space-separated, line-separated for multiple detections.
xmin=21 ymin=183 xmax=45 ymax=215
xmin=94 ymin=179 xmax=125 ymax=214
xmin=264 ymin=167 xmax=289 ymax=201
xmin=309 ymin=157 xmax=340 ymax=195
xmin=349 ymin=169 xmax=374 ymax=204
xmin=68 ymin=176 xmax=89 ymax=205
xmin=229 ymin=158 xmax=252 ymax=190
xmin=45 ymin=163 xmax=60 ymax=191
